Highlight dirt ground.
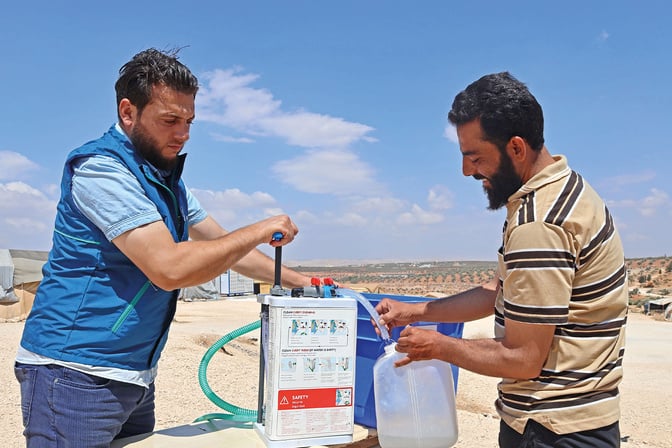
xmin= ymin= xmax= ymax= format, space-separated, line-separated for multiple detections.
xmin=1 ymin=297 xmax=670 ymax=447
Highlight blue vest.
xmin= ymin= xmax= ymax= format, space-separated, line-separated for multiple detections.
xmin=21 ymin=126 xmax=190 ymax=370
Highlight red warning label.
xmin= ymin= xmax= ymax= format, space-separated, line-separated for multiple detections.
xmin=277 ymin=387 xmax=353 ymax=410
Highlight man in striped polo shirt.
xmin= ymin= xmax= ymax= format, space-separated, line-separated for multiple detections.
xmin=375 ymin=72 xmax=627 ymax=447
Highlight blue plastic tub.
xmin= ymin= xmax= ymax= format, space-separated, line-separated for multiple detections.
xmin=354 ymin=293 xmax=464 ymax=429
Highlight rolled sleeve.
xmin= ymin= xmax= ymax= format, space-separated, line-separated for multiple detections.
xmin=72 ymin=156 xmax=163 ymax=241
xmin=186 ymin=189 xmax=208 ymax=226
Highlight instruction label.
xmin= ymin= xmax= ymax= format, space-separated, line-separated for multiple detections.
xmin=265 ymin=300 xmax=357 ymax=440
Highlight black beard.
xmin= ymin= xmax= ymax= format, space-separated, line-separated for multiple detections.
xmin=483 ymin=151 xmax=523 ymax=210
xmin=130 ymin=121 xmax=177 ymax=171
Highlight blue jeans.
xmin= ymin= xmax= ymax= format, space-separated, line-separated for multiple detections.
xmin=14 ymin=363 xmax=155 ymax=447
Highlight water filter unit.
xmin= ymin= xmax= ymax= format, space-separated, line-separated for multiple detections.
xmin=254 ymin=235 xmax=358 ymax=447
xmin=255 ymin=294 xmax=358 ymax=447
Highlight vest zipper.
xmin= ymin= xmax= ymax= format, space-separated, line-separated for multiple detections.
xmin=148 ymin=176 xmax=185 ymax=238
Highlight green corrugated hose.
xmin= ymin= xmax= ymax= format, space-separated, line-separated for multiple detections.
xmin=194 ymin=319 xmax=261 ymax=423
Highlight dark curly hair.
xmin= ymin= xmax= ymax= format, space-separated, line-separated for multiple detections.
xmin=115 ymin=48 xmax=199 ymax=118
xmin=448 ymin=72 xmax=544 ymax=152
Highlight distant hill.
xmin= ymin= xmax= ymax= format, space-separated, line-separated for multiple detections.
xmin=292 ymin=257 xmax=672 ymax=299
xmin=294 ymin=260 xmax=498 ymax=297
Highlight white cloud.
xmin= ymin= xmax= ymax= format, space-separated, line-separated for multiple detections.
xmin=0 ymin=181 xmax=43 ymax=198
xmin=0 ymin=181 xmax=57 ymax=250
xmin=427 ymin=185 xmax=454 ymax=210
xmin=191 ymin=187 xmax=276 ymax=209
xmin=598 ymin=170 xmax=656 ymax=191
xmin=334 ymin=212 xmax=368 ymax=227
xmin=4 ymin=217 xmax=50 ymax=234
xmin=197 ymin=68 xmax=375 ymax=149
xmin=195 ymin=66 xmax=384 ymax=211
xmin=607 ymin=188 xmax=671 ymax=217
xmin=597 ymin=30 xmax=610 ymax=43
xmin=0 ymin=151 xmax=39 ymax=180
xmin=209 ymin=133 xmax=255 ymax=144
xmin=263 ymin=207 xmax=285 ymax=217
xmin=272 ymin=149 xmax=383 ymax=196
xmin=294 ymin=210 xmax=319 ymax=224
xmin=352 ymin=196 xmax=406 ymax=214
xmin=259 ymin=111 xmax=375 ymax=149
xmin=607 ymin=198 xmax=637 ymax=208
xmin=189 ymin=187 xmax=277 ymax=228
xmin=638 ymin=188 xmax=670 ymax=217
xmin=444 ymin=124 xmax=458 ymax=144
xmin=396 ymin=204 xmax=444 ymax=226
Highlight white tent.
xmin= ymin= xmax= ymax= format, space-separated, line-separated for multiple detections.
xmin=178 ymin=279 xmax=220 ymax=301
xmin=0 ymin=249 xmax=48 ymax=322
xmin=646 ymin=297 xmax=672 ymax=321
xmin=0 ymin=249 xmax=19 ymax=302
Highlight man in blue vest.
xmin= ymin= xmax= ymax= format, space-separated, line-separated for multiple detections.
xmin=15 ymin=48 xmax=313 ymax=447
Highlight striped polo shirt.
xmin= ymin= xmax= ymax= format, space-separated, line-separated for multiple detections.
xmin=495 ymin=155 xmax=628 ymax=435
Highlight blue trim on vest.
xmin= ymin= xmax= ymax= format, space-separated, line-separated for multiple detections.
xmin=21 ymin=126 xmax=190 ymax=370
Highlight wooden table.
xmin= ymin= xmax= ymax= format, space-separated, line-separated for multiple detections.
xmin=111 ymin=420 xmax=379 ymax=448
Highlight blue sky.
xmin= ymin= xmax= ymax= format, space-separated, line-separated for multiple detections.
xmin=1 ymin=1 xmax=670 ymax=263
